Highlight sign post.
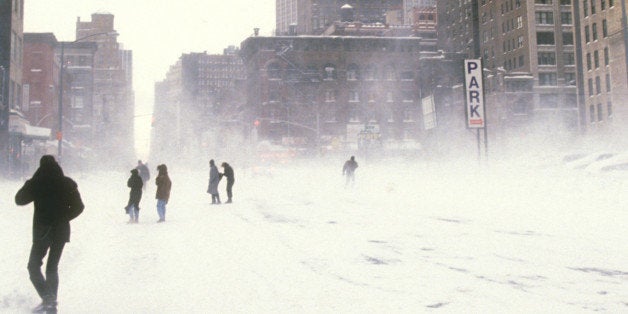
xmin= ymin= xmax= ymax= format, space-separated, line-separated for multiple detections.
xmin=464 ymin=59 xmax=488 ymax=162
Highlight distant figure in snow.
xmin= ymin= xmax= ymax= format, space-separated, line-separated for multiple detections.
xmin=15 ymin=155 xmax=84 ymax=313
xmin=125 ymin=169 xmax=143 ymax=223
xmin=221 ymin=162 xmax=235 ymax=203
xmin=342 ymin=156 xmax=359 ymax=187
xmin=136 ymin=160 xmax=150 ymax=191
xmin=207 ymin=159 xmax=221 ymax=204
xmin=155 ymin=164 xmax=172 ymax=222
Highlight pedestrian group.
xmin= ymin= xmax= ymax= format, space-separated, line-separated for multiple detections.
xmin=14 ymin=154 xmax=360 ymax=313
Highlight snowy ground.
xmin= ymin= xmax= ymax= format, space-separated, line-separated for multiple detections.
xmin=1 ymin=156 xmax=628 ymax=313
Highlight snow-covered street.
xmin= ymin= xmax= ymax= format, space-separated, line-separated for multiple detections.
xmin=1 ymin=156 xmax=628 ymax=313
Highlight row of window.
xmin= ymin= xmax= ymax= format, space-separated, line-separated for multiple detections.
xmin=537 ymin=31 xmax=574 ymax=45
xmin=587 ymin=74 xmax=612 ymax=96
xmin=267 ymin=90 xmax=416 ymax=103
xmin=538 ymin=52 xmax=576 ymax=66
xmin=535 ymin=0 xmax=572 ymax=5
xmin=584 ymin=19 xmax=609 ymax=43
xmin=586 ymin=47 xmax=610 ymax=70
xmin=589 ymin=102 xmax=613 ymax=123
xmin=266 ymin=63 xmax=417 ymax=81
xmin=583 ymin=0 xmax=615 ymax=17
xmin=535 ymin=11 xmax=573 ymax=25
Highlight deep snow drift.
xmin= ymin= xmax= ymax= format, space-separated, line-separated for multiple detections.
xmin=1 ymin=155 xmax=627 ymax=313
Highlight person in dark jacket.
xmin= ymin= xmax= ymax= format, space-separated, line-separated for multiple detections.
xmin=15 ymin=155 xmax=84 ymax=313
xmin=342 ymin=156 xmax=359 ymax=187
xmin=155 ymin=164 xmax=172 ymax=222
xmin=207 ymin=159 xmax=221 ymax=204
xmin=125 ymin=169 xmax=143 ymax=223
xmin=220 ymin=162 xmax=235 ymax=203
xmin=136 ymin=160 xmax=150 ymax=191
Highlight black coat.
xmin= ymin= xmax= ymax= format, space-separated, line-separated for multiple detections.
xmin=127 ymin=170 xmax=143 ymax=203
xmin=15 ymin=161 xmax=84 ymax=243
xmin=222 ymin=164 xmax=235 ymax=183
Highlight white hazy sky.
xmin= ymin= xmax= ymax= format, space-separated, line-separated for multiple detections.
xmin=23 ymin=0 xmax=276 ymax=158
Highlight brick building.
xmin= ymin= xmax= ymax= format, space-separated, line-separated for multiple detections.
xmin=239 ymin=35 xmax=465 ymax=152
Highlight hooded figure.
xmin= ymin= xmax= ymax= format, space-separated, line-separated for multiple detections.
xmin=15 ymin=155 xmax=84 ymax=313
xmin=126 ymin=168 xmax=143 ymax=223
xmin=207 ymin=159 xmax=221 ymax=204
xmin=221 ymin=162 xmax=235 ymax=203
xmin=136 ymin=160 xmax=150 ymax=191
xmin=155 ymin=164 xmax=172 ymax=222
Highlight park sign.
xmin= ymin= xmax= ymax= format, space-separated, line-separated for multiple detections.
xmin=464 ymin=59 xmax=485 ymax=128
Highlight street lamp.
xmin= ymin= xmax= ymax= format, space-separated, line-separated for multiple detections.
xmin=57 ymin=31 xmax=117 ymax=160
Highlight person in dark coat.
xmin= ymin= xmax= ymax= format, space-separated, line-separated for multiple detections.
xmin=220 ymin=162 xmax=235 ymax=203
xmin=155 ymin=164 xmax=172 ymax=222
xmin=126 ymin=169 xmax=143 ymax=223
xmin=207 ymin=159 xmax=221 ymax=204
xmin=342 ymin=156 xmax=359 ymax=187
xmin=136 ymin=160 xmax=150 ymax=191
xmin=15 ymin=155 xmax=84 ymax=313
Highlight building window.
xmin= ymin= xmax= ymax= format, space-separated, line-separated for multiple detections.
xmin=565 ymin=72 xmax=576 ymax=85
xmin=607 ymin=101 xmax=613 ymax=120
xmin=585 ymin=26 xmax=590 ymax=43
xmin=347 ymin=64 xmax=359 ymax=80
xmin=591 ymin=0 xmax=596 ymax=14
xmin=539 ymin=73 xmax=557 ymax=85
xmin=535 ymin=0 xmax=552 ymax=4
xmin=561 ymin=12 xmax=572 ymax=24
xmin=606 ymin=73 xmax=611 ymax=92
xmin=364 ymin=65 xmax=376 ymax=81
xmin=537 ymin=32 xmax=555 ymax=45
xmin=323 ymin=64 xmax=336 ymax=80
xmin=609 ymin=0 xmax=614 ymax=7
xmin=595 ymin=76 xmax=601 ymax=94
xmin=594 ymin=50 xmax=600 ymax=68
xmin=592 ymin=23 xmax=598 ymax=41
xmin=564 ymin=52 xmax=575 ymax=65
xmin=349 ymin=91 xmax=359 ymax=102
xmin=601 ymin=0 xmax=606 ymax=10
xmin=590 ymin=105 xmax=595 ymax=123
xmin=586 ymin=53 xmax=592 ymax=70
xmin=535 ymin=11 xmax=554 ymax=24
xmin=538 ymin=52 xmax=556 ymax=65
xmin=563 ymin=32 xmax=574 ymax=45
xmin=518 ymin=35 xmax=524 ymax=47
xmin=383 ymin=65 xmax=395 ymax=81
xmin=519 ymin=55 xmax=525 ymax=67
xmin=588 ymin=78 xmax=594 ymax=96
xmin=325 ymin=90 xmax=336 ymax=102
xmin=603 ymin=19 xmax=608 ymax=37
xmin=517 ymin=16 xmax=523 ymax=28
xmin=604 ymin=47 xmax=609 ymax=66
xmin=584 ymin=0 xmax=589 ymax=16
xmin=597 ymin=103 xmax=603 ymax=121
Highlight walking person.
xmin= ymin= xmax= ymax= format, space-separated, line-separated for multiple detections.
xmin=155 ymin=164 xmax=172 ymax=222
xmin=125 ymin=169 xmax=143 ymax=223
xmin=207 ymin=159 xmax=221 ymax=204
xmin=221 ymin=162 xmax=235 ymax=203
xmin=136 ymin=160 xmax=150 ymax=191
xmin=342 ymin=155 xmax=359 ymax=187
xmin=15 ymin=155 xmax=84 ymax=313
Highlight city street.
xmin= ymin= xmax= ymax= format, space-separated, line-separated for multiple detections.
xmin=1 ymin=155 xmax=627 ymax=313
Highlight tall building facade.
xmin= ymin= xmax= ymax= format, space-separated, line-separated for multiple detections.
xmin=276 ymin=0 xmax=403 ymax=35
xmin=151 ymin=50 xmax=246 ymax=165
xmin=403 ymin=0 xmax=436 ymax=25
xmin=0 ymin=0 xmax=24 ymax=175
xmin=440 ymin=0 xmax=579 ymax=136
xmin=75 ymin=13 xmax=134 ymax=166
xmin=575 ymin=0 xmax=628 ymax=135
